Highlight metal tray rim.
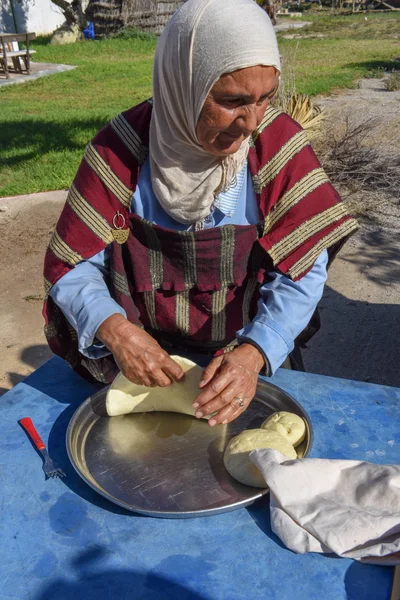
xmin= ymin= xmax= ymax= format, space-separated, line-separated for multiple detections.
xmin=66 ymin=379 xmax=313 ymax=518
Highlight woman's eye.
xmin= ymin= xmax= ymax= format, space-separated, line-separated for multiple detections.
xmin=220 ymin=95 xmax=271 ymax=108
xmin=224 ymin=98 xmax=241 ymax=106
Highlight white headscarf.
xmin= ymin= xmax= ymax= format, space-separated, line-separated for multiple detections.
xmin=149 ymin=0 xmax=281 ymax=225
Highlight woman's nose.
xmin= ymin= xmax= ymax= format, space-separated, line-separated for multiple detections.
xmin=236 ymin=104 xmax=261 ymax=134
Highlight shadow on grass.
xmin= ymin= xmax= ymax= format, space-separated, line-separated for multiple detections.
xmin=31 ymin=35 xmax=52 ymax=46
xmin=0 ymin=117 xmax=109 ymax=168
xmin=346 ymin=59 xmax=400 ymax=73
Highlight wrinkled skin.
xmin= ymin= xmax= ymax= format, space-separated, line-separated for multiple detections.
xmin=192 ymin=346 xmax=265 ymax=426
xmin=97 ymin=65 xmax=279 ymax=424
xmin=97 ymin=314 xmax=185 ymax=387
xmin=196 ymin=65 xmax=278 ymax=157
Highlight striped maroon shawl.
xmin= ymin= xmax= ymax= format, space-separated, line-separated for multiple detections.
xmin=43 ymin=99 xmax=358 ymax=382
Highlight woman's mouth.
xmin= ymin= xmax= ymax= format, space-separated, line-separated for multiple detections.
xmin=220 ymin=131 xmax=241 ymax=141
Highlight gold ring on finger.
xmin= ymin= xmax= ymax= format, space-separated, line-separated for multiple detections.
xmin=232 ymin=397 xmax=245 ymax=409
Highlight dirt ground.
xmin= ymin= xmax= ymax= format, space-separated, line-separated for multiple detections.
xmin=1 ymin=78 xmax=399 ymax=394
xmin=0 ymin=191 xmax=66 ymax=394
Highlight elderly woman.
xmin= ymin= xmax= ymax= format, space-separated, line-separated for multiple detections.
xmin=43 ymin=0 xmax=357 ymax=427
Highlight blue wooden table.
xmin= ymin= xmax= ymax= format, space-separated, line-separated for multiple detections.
xmin=1 ymin=356 xmax=399 ymax=600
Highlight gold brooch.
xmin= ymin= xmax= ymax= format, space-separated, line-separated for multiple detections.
xmin=112 ymin=212 xmax=130 ymax=244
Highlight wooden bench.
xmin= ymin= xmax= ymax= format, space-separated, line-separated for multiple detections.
xmin=0 ymin=32 xmax=36 ymax=79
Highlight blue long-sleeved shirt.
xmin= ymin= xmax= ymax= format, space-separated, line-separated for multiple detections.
xmin=50 ymin=158 xmax=328 ymax=374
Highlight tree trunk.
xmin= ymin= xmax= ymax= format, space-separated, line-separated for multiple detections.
xmin=50 ymin=0 xmax=88 ymax=28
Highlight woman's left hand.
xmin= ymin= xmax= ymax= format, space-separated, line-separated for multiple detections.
xmin=192 ymin=344 xmax=265 ymax=426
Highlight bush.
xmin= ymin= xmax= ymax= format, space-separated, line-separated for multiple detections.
xmin=385 ymin=71 xmax=400 ymax=92
xmin=108 ymin=27 xmax=157 ymax=41
xmin=314 ymin=117 xmax=400 ymax=210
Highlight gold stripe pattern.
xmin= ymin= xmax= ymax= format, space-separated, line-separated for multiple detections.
xmin=66 ymin=322 xmax=78 ymax=341
xmin=68 ymin=184 xmax=114 ymax=244
xmin=179 ymin=231 xmax=197 ymax=289
xmin=253 ymin=130 xmax=309 ymax=194
xmin=253 ymin=106 xmax=282 ymax=141
xmin=111 ymin=268 xmax=131 ymax=297
xmin=141 ymin=220 xmax=162 ymax=330
xmin=242 ymin=276 xmax=259 ymax=327
xmin=142 ymin=220 xmax=164 ymax=289
xmin=84 ymin=143 xmax=131 ymax=208
xmin=211 ymin=286 xmax=228 ymax=342
xmin=110 ymin=113 xmax=148 ymax=164
xmin=44 ymin=277 xmax=52 ymax=294
xmin=143 ymin=291 xmax=159 ymax=330
xmin=289 ymin=218 xmax=359 ymax=279
xmin=44 ymin=322 xmax=57 ymax=339
xmin=264 ymin=168 xmax=329 ymax=234
xmin=49 ymin=231 xmax=83 ymax=266
xmin=210 ymin=226 xmax=236 ymax=341
xmin=220 ymin=225 xmax=235 ymax=285
xmin=175 ymin=290 xmax=190 ymax=336
xmin=269 ymin=203 xmax=350 ymax=265
xmin=83 ymin=357 xmax=108 ymax=383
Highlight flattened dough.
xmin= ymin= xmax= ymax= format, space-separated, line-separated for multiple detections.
xmin=223 ymin=429 xmax=297 ymax=488
xmin=106 ymin=355 xmax=209 ymax=418
xmin=261 ymin=411 xmax=306 ymax=447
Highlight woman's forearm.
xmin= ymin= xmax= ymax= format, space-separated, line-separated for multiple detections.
xmin=237 ymin=249 xmax=329 ymax=374
xmin=49 ymin=250 xmax=126 ymax=358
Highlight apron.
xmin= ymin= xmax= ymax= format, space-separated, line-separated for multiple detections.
xmin=46 ymin=210 xmax=274 ymax=385
xmin=109 ymin=213 xmax=273 ymax=355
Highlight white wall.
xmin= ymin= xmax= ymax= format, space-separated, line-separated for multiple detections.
xmin=0 ymin=0 xmax=65 ymax=35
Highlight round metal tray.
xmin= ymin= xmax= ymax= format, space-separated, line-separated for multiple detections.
xmin=66 ymin=380 xmax=313 ymax=518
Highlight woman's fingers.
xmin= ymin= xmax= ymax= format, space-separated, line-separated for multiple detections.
xmin=122 ymin=370 xmax=152 ymax=387
xmin=126 ymin=358 xmax=183 ymax=388
xmin=149 ymin=368 xmax=172 ymax=387
xmin=194 ymin=382 xmax=240 ymax=418
xmin=98 ymin=316 xmax=186 ymax=387
xmin=209 ymin=398 xmax=248 ymax=426
xmin=199 ymin=356 xmax=224 ymax=388
xmin=194 ymin=363 xmax=246 ymax=409
xmin=162 ymin=355 xmax=185 ymax=383
xmin=192 ymin=345 xmax=263 ymax=425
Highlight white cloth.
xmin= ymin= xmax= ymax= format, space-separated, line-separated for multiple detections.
xmin=250 ymin=448 xmax=400 ymax=565
xmin=150 ymin=0 xmax=281 ymax=225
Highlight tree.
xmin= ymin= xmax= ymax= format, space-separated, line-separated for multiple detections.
xmin=50 ymin=0 xmax=88 ymax=30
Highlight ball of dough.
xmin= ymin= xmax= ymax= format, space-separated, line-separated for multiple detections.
xmin=261 ymin=411 xmax=306 ymax=447
xmin=223 ymin=429 xmax=297 ymax=488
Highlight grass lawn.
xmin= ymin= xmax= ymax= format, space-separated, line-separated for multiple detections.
xmin=1 ymin=12 xmax=399 ymax=197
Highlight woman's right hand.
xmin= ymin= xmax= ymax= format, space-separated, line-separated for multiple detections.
xmin=96 ymin=314 xmax=184 ymax=387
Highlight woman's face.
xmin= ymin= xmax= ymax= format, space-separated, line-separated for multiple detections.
xmin=196 ymin=65 xmax=278 ymax=157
